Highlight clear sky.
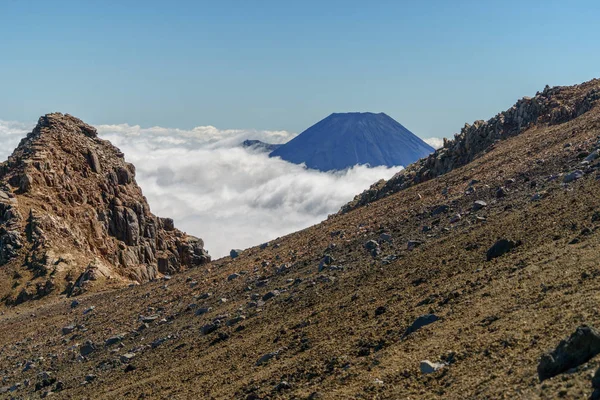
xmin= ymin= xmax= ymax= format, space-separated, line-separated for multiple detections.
xmin=1 ymin=0 xmax=598 ymax=138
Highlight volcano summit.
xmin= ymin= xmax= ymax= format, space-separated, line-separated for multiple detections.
xmin=269 ymin=112 xmax=434 ymax=171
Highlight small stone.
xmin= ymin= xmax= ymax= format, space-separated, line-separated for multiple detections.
xmin=364 ymin=240 xmax=379 ymax=251
xmin=375 ymin=306 xmax=387 ymax=316
xmin=105 ymin=334 xmax=125 ymax=346
xmin=195 ymin=307 xmax=212 ymax=316
xmin=200 ymin=323 xmax=219 ymax=335
xmin=120 ymin=353 xmax=135 ymax=363
xmin=230 ymin=249 xmax=243 ymax=259
xmin=262 ymin=290 xmax=280 ymax=301
xmin=256 ymin=350 xmax=280 ymax=366
xmin=275 ymin=381 xmax=292 ymax=391
xmin=496 ymin=187 xmax=506 ymax=198
xmin=80 ymin=341 xmax=96 ymax=356
xmin=564 ymin=170 xmax=584 ymax=183
xmin=226 ymin=315 xmax=246 ymax=326
xmin=407 ymin=240 xmax=423 ymax=250
xmin=227 ymin=273 xmax=240 ymax=281
xmin=473 ymin=200 xmax=487 ymax=211
xmin=379 ymin=233 xmax=392 ymax=243
xmin=62 ymin=325 xmax=75 ymax=335
xmin=420 ymin=360 xmax=444 ymax=374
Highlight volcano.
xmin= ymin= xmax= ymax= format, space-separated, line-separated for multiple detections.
xmin=269 ymin=112 xmax=434 ymax=171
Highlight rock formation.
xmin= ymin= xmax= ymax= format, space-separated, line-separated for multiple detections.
xmin=0 ymin=113 xmax=210 ymax=304
xmin=341 ymin=80 xmax=600 ymax=213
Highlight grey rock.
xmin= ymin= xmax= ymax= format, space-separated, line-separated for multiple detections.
xmin=230 ymin=249 xmax=243 ymax=259
xmin=120 ymin=353 xmax=135 ymax=363
xmin=473 ymin=200 xmax=487 ymax=211
xmin=200 ymin=323 xmax=219 ymax=335
xmin=586 ymin=150 xmax=599 ymax=162
xmin=486 ymin=239 xmax=518 ymax=261
xmin=80 ymin=341 xmax=96 ymax=356
xmin=364 ymin=240 xmax=379 ymax=251
xmin=62 ymin=325 xmax=75 ymax=335
xmin=407 ymin=240 xmax=423 ymax=250
xmin=420 ymin=360 xmax=444 ymax=374
xmin=140 ymin=314 xmax=158 ymax=323
xmin=379 ymin=233 xmax=392 ymax=243
xmin=195 ymin=307 xmax=212 ymax=316
xmin=430 ymin=204 xmax=450 ymax=216
xmin=564 ymin=170 xmax=584 ymax=183
xmin=262 ymin=290 xmax=280 ymax=301
xmin=226 ymin=315 xmax=246 ymax=326
xmin=105 ymin=334 xmax=125 ymax=346
xmin=256 ymin=349 xmax=282 ymax=366
xmin=538 ymin=325 xmax=600 ymax=381
xmin=227 ymin=273 xmax=240 ymax=281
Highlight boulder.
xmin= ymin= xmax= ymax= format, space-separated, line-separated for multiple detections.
xmin=486 ymin=239 xmax=518 ymax=261
xmin=538 ymin=325 xmax=600 ymax=381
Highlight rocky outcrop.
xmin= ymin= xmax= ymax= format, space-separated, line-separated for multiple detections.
xmin=340 ymin=79 xmax=600 ymax=213
xmin=0 ymin=113 xmax=210 ymax=304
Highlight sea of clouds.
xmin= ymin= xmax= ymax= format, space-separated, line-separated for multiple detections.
xmin=0 ymin=119 xmax=442 ymax=258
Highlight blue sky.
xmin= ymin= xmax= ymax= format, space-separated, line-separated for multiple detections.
xmin=1 ymin=0 xmax=598 ymax=138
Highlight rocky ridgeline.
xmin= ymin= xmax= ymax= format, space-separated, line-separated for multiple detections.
xmin=0 ymin=113 xmax=210 ymax=304
xmin=341 ymin=79 xmax=600 ymax=213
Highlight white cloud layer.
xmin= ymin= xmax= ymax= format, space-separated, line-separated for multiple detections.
xmin=1 ymin=120 xmax=401 ymax=258
xmin=424 ymin=137 xmax=444 ymax=149
xmin=0 ymin=120 xmax=33 ymax=161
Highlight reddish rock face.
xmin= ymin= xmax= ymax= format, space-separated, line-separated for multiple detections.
xmin=0 ymin=113 xmax=210 ymax=304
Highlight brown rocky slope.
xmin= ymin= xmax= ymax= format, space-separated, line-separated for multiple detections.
xmin=0 ymin=113 xmax=210 ymax=305
xmin=2 ymin=79 xmax=600 ymax=399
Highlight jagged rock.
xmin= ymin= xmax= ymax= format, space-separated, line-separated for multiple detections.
xmin=538 ymin=325 xmax=600 ymax=381
xmin=0 ymin=113 xmax=210 ymax=304
xmin=486 ymin=239 xmax=518 ymax=261
xmin=230 ymin=249 xmax=242 ymax=259
xmin=341 ymin=81 xmax=600 ymax=214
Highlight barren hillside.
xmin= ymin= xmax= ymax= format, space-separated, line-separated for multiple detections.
xmin=2 ymin=79 xmax=600 ymax=399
